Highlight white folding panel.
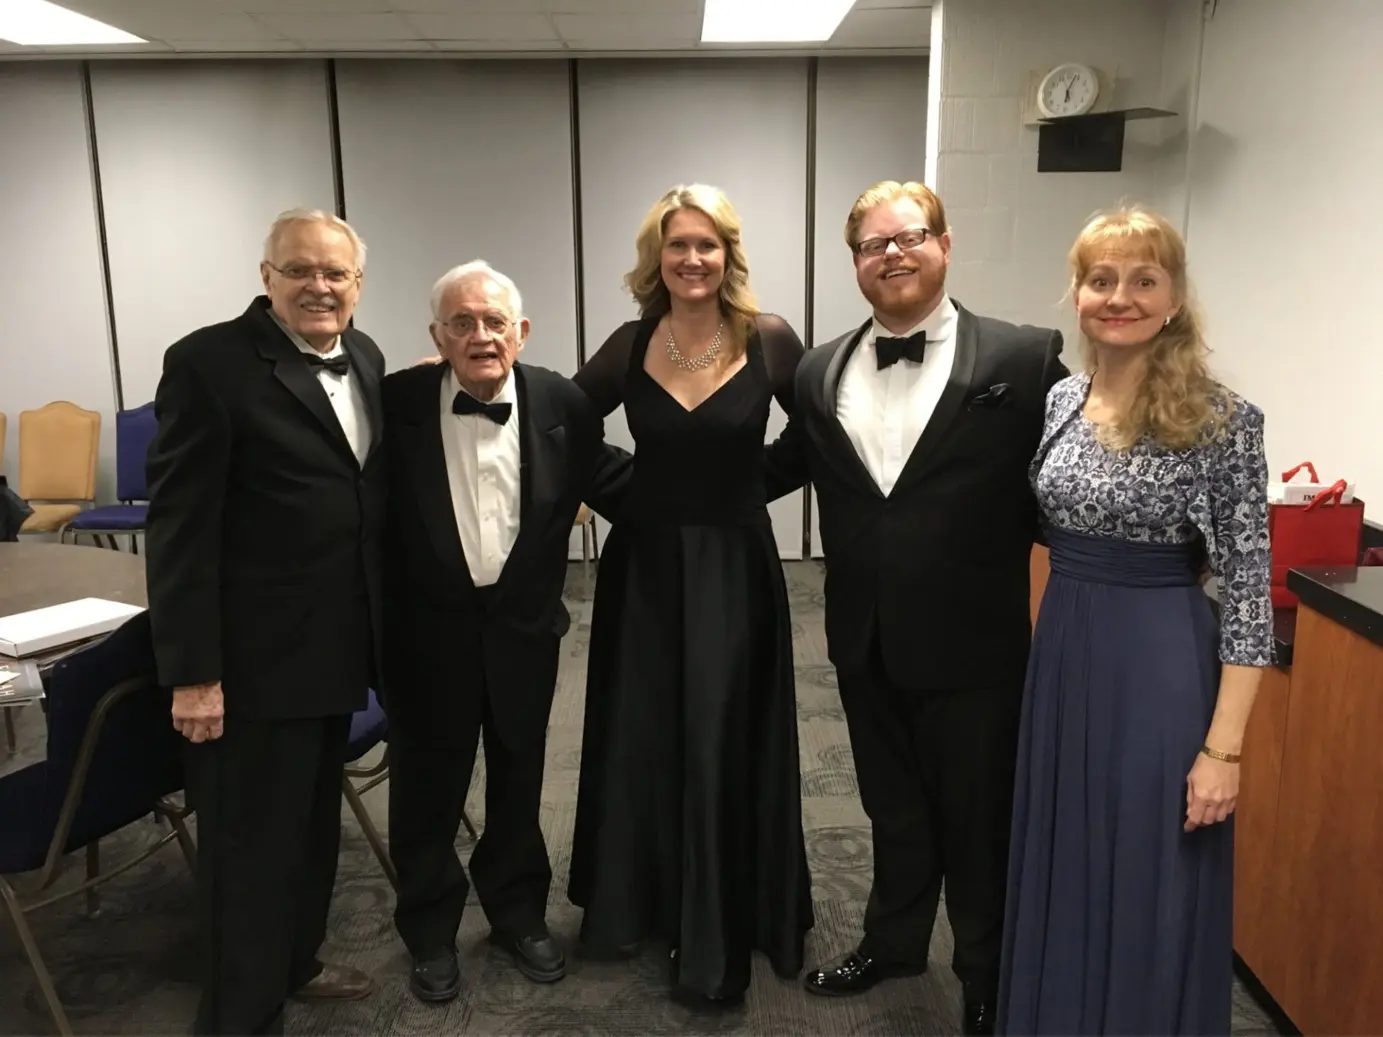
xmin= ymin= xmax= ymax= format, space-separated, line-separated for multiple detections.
xmin=90 ymin=60 xmax=337 ymax=409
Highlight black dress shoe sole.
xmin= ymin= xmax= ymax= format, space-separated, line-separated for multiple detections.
xmin=487 ymin=933 xmax=567 ymax=984
xmin=408 ymin=974 xmax=460 ymax=1003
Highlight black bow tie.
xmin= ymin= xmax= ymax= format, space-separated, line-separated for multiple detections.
xmin=304 ymin=351 xmax=351 ymax=376
xmin=875 ymin=331 xmax=927 ymax=369
xmin=453 ymin=391 xmax=512 ymax=426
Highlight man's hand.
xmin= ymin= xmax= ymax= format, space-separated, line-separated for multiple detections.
xmin=172 ymin=682 xmax=224 ymax=743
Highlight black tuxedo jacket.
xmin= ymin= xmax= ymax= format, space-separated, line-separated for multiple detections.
xmin=145 ymin=296 xmax=387 ymax=719
xmin=767 ymin=303 xmax=1067 ymax=690
xmin=380 ymin=360 xmax=627 ymax=749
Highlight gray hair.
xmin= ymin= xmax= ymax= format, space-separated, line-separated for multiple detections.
xmin=263 ymin=208 xmax=367 ymax=271
xmin=430 ymin=260 xmax=525 ymax=322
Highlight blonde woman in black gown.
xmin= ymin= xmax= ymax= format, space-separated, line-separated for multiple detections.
xmin=568 ymin=184 xmax=813 ymax=1005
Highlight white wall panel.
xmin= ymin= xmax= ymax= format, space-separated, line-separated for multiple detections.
xmin=0 ymin=64 xmax=117 ymax=501
xmin=810 ymin=56 xmax=929 ymax=555
xmin=577 ymin=59 xmax=810 ymax=559
xmin=90 ymin=60 xmax=336 ymax=409
xmin=334 ymin=60 xmax=578 ymax=378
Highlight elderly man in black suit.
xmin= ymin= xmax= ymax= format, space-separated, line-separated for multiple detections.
xmin=145 ymin=209 xmax=384 ymax=1035
xmin=381 ymin=260 xmax=627 ymax=1004
xmin=767 ymin=181 xmax=1067 ymax=1035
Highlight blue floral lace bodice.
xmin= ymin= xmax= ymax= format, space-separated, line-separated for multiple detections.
xmin=1033 ymin=374 xmax=1274 ymax=667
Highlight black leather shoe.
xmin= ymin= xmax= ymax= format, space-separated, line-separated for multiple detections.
xmin=964 ymin=998 xmax=996 ymax=1036
xmin=802 ymin=949 xmax=927 ymax=997
xmin=409 ymin=948 xmax=460 ymax=1003
xmin=488 ymin=929 xmax=567 ymax=983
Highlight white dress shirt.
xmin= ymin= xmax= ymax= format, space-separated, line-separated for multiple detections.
xmin=269 ymin=310 xmax=372 ymax=466
xmin=440 ymin=370 xmax=522 ymax=588
xmin=837 ymin=294 xmax=958 ymax=496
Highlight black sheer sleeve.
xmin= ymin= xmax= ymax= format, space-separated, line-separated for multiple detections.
xmin=757 ymin=314 xmax=811 ymax=500
xmin=756 ymin=313 xmax=806 ymax=415
xmin=573 ymin=320 xmax=642 ymax=417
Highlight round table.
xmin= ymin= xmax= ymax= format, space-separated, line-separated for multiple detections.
xmin=0 ymin=542 xmax=147 ymax=623
xmin=0 ymin=543 xmax=146 ymax=758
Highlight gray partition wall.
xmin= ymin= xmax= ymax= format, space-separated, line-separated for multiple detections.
xmin=89 ymin=60 xmax=337 ymax=408
xmin=576 ymin=58 xmax=811 ymax=559
xmin=335 ymin=60 xmax=579 ymax=377
xmin=810 ymin=56 xmax=929 ymax=556
xmin=0 ymin=63 xmax=116 ymax=498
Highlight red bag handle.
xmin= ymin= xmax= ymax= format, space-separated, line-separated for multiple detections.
xmin=1282 ymin=461 xmax=1320 ymax=483
xmin=1304 ymin=479 xmax=1348 ymax=511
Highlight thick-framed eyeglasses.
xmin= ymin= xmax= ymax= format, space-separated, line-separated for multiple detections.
xmin=853 ymin=228 xmax=935 ymax=257
xmin=266 ymin=263 xmax=361 ymax=286
xmin=441 ymin=313 xmax=515 ymax=338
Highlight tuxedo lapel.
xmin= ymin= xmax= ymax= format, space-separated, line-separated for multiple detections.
xmin=400 ymin=363 xmax=475 ymax=590
xmin=817 ymin=320 xmax=883 ymax=498
xmin=342 ymin=330 xmax=383 ymax=461
xmin=249 ymin=300 xmax=357 ymax=466
xmin=890 ymin=304 xmax=979 ymax=493
xmin=494 ymin=365 xmax=565 ymax=603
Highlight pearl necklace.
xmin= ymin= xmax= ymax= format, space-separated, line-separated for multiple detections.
xmin=665 ymin=321 xmax=724 ymax=372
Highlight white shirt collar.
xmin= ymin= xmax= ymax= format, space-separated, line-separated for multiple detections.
xmin=869 ymin=292 xmax=956 ymax=345
xmin=447 ymin=367 xmax=518 ymax=410
xmin=268 ymin=306 xmax=343 ymax=358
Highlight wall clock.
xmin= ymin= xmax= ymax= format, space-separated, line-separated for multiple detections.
xmin=1036 ymin=63 xmax=1100 ymax=119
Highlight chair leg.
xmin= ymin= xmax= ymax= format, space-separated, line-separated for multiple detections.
xmin=4 ymin=708 xmax=15 ymax=754
xmin=590 ymin=516 xmax=601 ymax=563
xmin=342 ymin=775 xmax=397 ymax=889
xmin=0 ymin=875 xmax=74 ymax=1037
xmin=461 ymin=808 xmax=478 ymax=842
xmin=169 ymin=814 xmax=198 ymax=873
xmin=84 ymin=841 xmax=100 ymax=917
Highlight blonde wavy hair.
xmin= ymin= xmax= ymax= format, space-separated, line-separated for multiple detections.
xmin=624 ymin=184 xmax=759 ymax=351
xmin=1070 ymin=207 xmax=1229 ymax=451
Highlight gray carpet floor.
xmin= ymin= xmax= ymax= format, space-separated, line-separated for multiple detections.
xmin=0 ymin=561 xmax=1281 ymax=1035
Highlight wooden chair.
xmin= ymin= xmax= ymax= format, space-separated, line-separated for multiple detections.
xmin=575 ymin=504 xmax=601 ymax=566
xmin=17 ymin=402 xmax=100 ymax=536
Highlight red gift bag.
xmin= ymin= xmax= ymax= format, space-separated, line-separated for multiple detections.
xmin=1268 ymin=475 xmax=1365 ymax=608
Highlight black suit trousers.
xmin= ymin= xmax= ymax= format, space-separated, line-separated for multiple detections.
xmin=389 ymin=651 xmax=556 ymax=957
xmin=183 ymin=713 xmax=351 ymax=1036
xmin=837 ymin=631 xmax=1022 ymax=996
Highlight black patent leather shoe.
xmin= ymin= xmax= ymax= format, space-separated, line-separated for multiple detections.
xmin=963 ymin=998 xmax=995 ymax=1036
xmin=409 ymin=948 xmax=460 ymax=1003
xmin=488 ymin=929 xmax=567 ymax=983
xmin=801 ymin=949 xmax=927 ymax=997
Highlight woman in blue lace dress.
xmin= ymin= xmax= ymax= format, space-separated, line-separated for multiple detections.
xmin=998 ymin=209 xmax=1273 ymax=1035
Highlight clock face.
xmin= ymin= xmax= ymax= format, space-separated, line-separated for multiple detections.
xmin=1038 ymin=64 xmax=1099 ymax=118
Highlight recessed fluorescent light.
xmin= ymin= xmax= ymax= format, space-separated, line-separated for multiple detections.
xmin=0 ymin=0 xmax=145 ymax=46
xmin=701 ymin=0 xmax=857 ymax=43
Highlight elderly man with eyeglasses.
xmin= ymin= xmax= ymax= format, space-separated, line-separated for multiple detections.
xmin=145 ymin=209 xmax=385 ymax=1035
xmin=378 ymin=260 xmax=628 ymax=1003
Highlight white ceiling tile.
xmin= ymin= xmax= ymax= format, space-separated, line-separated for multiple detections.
xmin=855 ymin=0 xmax=931 ymax=8
xmin=254 ymin=12 xmax=418 ymax=41
xmin=395 ymin=0 xmax=548 ymax=11
xmin=401 ymin=13 xmax=557 ymax=42
xmin=431 ymin=39 xmax=566 ymax=51
xmin=295 ymin=39 xmax=438 ymax=50
xmin=826 ymin=7 xmax=930 ymax=48
xmin=552 ymin=11 xmax=699 ymax=46
xmin=165 ymin=39 xmax=305 ymax=51
xmin=546 ymin=0 xmax=694 ymax=11
xmin=224 ymin=0 xmax=397 ymax=11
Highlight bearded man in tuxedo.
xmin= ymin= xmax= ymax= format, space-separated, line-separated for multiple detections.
xmin=767 ymin=181 xmax=1067 ymax=1035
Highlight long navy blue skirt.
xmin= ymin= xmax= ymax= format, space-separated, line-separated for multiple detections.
xmin=998 ymin=527 xmax=1233 ymax=1035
